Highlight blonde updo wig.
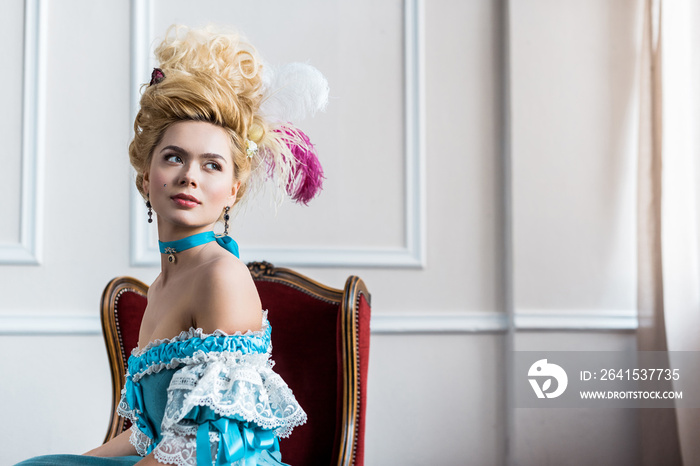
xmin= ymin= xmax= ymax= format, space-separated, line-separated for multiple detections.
xmin=129 ymin=25 xmax=269 ymax=205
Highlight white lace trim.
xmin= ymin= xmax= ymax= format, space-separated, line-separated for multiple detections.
xmin=131 ymin=310 xmax=270 ymax=357
xmin=153 ymin=432 xmax=218 ymax=466
xmin=153 ymin=433 xmax=285 ymax=466
xmin=152 ymin=434 xmax=196 ymax=466
xmin=163 ymin=357 xmax=306 ymax=438
xmin=130 ymin=350 xmax=272 ymax=383
xmin=117 ymin=389 xmax=139 ymax=422
xmin=129 ymin=425 xmax=152 ymax=457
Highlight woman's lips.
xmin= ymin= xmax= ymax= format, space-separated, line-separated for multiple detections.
xmin=171 ymin=194 xmax=200 ymax=208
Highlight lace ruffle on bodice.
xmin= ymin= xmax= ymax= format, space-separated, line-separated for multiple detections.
xmin=117 ymin=312 xmax=305 ymax=465
xmin=126 ymin=321 xmax=273 ymax=383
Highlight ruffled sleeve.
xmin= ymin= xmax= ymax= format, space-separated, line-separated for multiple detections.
xmin=155 ymin=351 xmax=306 ymax=465
xmin=118 ymin=315 xmax=306 ymax=466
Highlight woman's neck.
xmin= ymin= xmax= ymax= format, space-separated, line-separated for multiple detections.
xmin=156 ymin=223 xmax=214 ymax=243
xmin=155 ymin=223 xmax=218 ymax=275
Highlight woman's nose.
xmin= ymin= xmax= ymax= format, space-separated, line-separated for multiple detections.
xmin=178 ymin=165 xmax=198 ymax=187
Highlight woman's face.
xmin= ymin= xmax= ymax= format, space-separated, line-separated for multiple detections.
xmin=143 ymin=120 xmax=240 ymax=233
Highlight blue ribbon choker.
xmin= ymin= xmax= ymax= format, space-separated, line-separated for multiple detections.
xmin=158 ymin=231 xmax=239 ymax=263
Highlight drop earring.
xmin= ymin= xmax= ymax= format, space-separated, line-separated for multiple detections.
xmin=146 ymin=196 xmax=153 ymax=223
xmin=223 ymin=206 xmax=230 ymax=236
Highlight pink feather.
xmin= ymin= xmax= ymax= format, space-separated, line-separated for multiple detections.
xmin=274 ymin=125 xmax=325 ymax=205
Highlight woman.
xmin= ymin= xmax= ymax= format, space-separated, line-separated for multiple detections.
xmin=18 ymin=25 xmax=327 ymax=466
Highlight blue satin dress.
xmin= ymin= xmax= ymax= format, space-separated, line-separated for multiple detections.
xmin=16 ymin=313 xmax=306 ymax=466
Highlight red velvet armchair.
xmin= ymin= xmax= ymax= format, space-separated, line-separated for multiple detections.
xmin=100 ymin=262 xmax=371 ymax=465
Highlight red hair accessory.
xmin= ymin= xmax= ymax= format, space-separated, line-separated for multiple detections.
xmin=149 ymin=68 xmax=165 ymax=86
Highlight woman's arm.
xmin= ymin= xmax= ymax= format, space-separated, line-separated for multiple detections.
xmin=83 ymin=429 xmax=137 ymax=457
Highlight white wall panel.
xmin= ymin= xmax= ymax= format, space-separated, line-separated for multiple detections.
xmin=0 ymin=0 xmax=133 ymax=311
xmin=0 ymin=335 xmax=112 ymax=464
xmin=510 ymin=0 xmax=640 ymax=313
xmin=366 ymin=333 xmax=506 ymax=466
xmin=0 ymin=1 xmax=24 ymax=243
xmin=0 ymin=0 xmax=45 ymax=264
xmin=513 ymin=332 xmax=640 ymax=465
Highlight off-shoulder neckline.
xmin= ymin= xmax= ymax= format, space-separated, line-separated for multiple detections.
xmin=131 ymin=310 xmax=269 ymax=357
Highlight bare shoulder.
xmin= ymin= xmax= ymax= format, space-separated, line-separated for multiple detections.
xmin=192 ymin=254 xmax=263 ymax=334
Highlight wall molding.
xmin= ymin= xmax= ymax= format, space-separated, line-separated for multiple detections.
xmin=0 ymin=309 xmax=638 ymax=335
xmin=514 ymin=309 xmax=638 ymax=330
xmin=0 ymin=0 xmax=46 ymax=265
xmin=371 ymin=309 xmax=638 ymax=333
xmin=128 ymin=0 xmax=426 ymax=268
xmin=0 ymin=314 xmax=101 ymax=335
xmin=371 ymin=312 xmax=508 ymax=333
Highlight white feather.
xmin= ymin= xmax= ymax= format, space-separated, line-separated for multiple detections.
xmin=261 ymin=62 xmax=329 ymax=123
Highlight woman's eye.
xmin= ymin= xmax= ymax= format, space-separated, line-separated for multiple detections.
xmin=165 ymin=154 xmax=183 ymax=163
xmin=204 ymin=162 xmax=222 ymax=171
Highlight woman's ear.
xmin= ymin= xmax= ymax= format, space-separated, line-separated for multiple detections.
xmin=142 ymin=171 xmax=150 ymax=197
xmin=229 ymin=180 xmax=242 ymax=204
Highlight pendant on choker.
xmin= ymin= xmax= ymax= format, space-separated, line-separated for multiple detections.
xmin=164 ymin=247 xmax=177 ymax=263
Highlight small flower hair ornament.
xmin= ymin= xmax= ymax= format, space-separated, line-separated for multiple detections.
xmin=246 ymin=140 xmax=258 ymax=158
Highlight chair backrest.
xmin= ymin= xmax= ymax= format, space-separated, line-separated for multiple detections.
xmin=100 ymin=262 xmax=371 ymax=466
xmin=100 ymin=276 xmax=149 ymax=441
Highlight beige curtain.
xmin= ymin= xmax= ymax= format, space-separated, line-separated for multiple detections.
xmin=637 ymin=0 xmax=700 ymax=464
xmin=636 ymin=0 xmax=682 ymax=464
xmin=658 ymin=0 xmax=700 ymax=462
